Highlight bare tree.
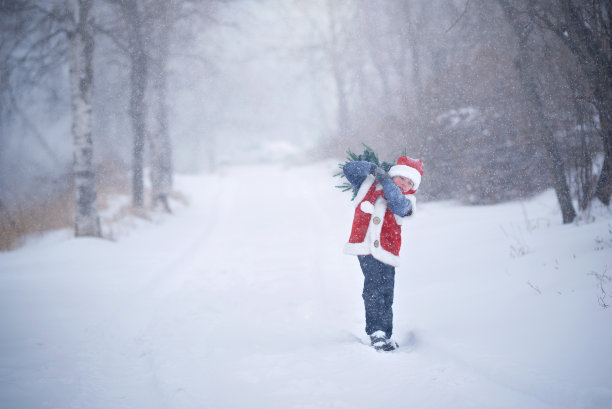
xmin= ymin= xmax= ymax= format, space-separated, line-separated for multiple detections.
xmin=101 ymin=0 xmax=213 ymax=210
xmin=1 ymin=2 xmax=68 ymax=172
xmin=528 ymin=1 xmax=612 ymax=206
xmin=324 ymin=0 xmax=355 ymax=141
xmin=100 ymin=0 xmax=152 ymax=209
xmin=292 ymin=0 xmax=364 ymax=146
xmin=111 ymin=0 xmax=149 ymax=208
xmin=146 ymin=0 xmax=173 ymax=212
xmin=497 ymin=0 xmax=576 ymax=223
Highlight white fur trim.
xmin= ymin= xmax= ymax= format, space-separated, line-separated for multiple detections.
xmin=344 ymin=196 xmax=402 ymax=267
xmin=351 ymin=175 xmax=375 ymax=208
xmin=360 ymin=201 xmax=374 ymax=214
xmin=344 ymin=242 xmax=401 ymax=267
xmin=344 ymin=242 xmax=371 ymax=255
xmin=406 ymin=194 xmax=416 ymax=213
xmin=388 ymin=165 xmax=421 ymax=190
xmin=394 ymin=214 xmax=404 ymax=225
xmin=371 ymin=247 xmax=401 ymax=267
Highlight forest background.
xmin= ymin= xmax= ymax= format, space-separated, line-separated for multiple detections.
xmin=1 ymin=0 xmax=611 ymax=249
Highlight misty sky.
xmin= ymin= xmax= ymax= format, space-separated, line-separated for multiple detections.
xmin=171 ymin=0 xmax=335 ymax=168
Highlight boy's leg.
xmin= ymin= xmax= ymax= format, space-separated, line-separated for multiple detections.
xmin=380 ymin=261 xmax=396 ymax=338
xmin=358 ymin=255 xmax=396 ymax=338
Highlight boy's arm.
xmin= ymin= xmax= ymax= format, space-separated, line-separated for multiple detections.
xmin=343 ymin=161 xmax=375 ymax=190
xmin=378 ymin=173 xmax=413 ymax=217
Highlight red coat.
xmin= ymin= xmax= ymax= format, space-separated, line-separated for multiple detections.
xmin=343 ymin=175 xmax=415 ymax=267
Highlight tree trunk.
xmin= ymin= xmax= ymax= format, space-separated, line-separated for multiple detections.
xmin=68 ymin=0 xmax=101 ymax=237
xmin=593 ymin=96 xmax=612 ymax=205
xmin=403 ymin=2 xmax=423 ymax=112
xmin=499 ymin=0 xmax=576 ymax=223
xmin=333 ymin=66 xmax=350 ymax=139
xmin=562 ymin=0 xmax=612 ymax=205
xmin=122 ymin=0 xmax=147 ymax=208
xmin=326 ymin=0 xmax=351 ymax=139
xmin=529 ymin=0 xmax=612 ymax=205
xmin=148 ymin=7 xmax=173 ymax=212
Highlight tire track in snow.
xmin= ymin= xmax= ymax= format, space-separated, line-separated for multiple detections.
xmin=142 ymin=176 xmax=224 ymax=298
xmin=70 ymin=177 xmax=225 ymax=409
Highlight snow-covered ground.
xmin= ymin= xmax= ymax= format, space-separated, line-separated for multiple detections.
xmin=1 ymin=161 xmax=611 ymax=409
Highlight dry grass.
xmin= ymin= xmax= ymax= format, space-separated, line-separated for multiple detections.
xmin=0 ymin=191 xmax=75 ymax=251
xmin=0 ymin=163 xmax=130 ymax=252
xmin=1 ymin=164 xmax=187 ymax=251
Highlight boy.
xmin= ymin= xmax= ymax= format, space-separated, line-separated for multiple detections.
xmin=343 ymin=156 xmax=424 ymax=351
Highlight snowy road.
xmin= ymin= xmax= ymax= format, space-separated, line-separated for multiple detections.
xmin=1 ymin=162 xmax=611 ymax=409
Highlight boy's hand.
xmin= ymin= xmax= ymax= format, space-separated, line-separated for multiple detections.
xmin=370 ymin=165 xmax=390 ymax=183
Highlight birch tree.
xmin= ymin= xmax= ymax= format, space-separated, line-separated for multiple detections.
xmin=1 ymin=0 xmax=101 ymax=237
xmin=68 ymin=0 xmax=101 ymax=236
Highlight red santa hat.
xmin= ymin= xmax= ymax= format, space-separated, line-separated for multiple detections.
xmin=388 ymin=156 xmax=424 ymax=190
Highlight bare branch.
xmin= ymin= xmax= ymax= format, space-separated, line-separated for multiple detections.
xmin=446 ymin=0 xmax=470 ymax=33
xmin=92 ymin=21 xmax=129 ymax=52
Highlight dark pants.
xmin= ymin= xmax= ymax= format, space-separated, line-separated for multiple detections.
xmin=358 ymin=255 xmax=396 ymax=338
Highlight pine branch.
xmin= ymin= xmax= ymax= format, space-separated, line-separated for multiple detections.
xmin=334 ymin=144 xmax=401 ymax=196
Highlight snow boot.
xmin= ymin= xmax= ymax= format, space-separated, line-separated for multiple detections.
xmin=369 ymin=331 xmax=399 ymax=352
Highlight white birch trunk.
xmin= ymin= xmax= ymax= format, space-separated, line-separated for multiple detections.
xmin=68 ymin=0 xmax=101 ymax=237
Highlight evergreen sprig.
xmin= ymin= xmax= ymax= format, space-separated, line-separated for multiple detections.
xmin=334 ymin=144 xmax=398 ymax=197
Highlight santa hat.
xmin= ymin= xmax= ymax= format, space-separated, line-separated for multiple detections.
xmin=388 ymin=156 xmax=424 ymax=190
